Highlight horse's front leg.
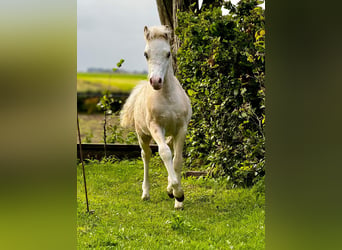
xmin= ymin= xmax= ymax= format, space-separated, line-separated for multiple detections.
xmin=172 ymin=127 xmax=187 ymax=209
xmin=149 ymin=123 xmax=184 ymax=204
xmin=137 ymin=133 xmax=152 ymax=200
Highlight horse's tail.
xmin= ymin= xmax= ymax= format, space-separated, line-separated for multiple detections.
xmin=120 ymin=82 xmax=145 ymax=129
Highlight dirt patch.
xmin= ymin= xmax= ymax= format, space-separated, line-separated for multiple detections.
xmin=78 ymin=114 xmax=121 ymax=143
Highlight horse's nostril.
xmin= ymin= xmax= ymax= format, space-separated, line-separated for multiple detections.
xmin=149 ymin=77 xmax=162 ymax=87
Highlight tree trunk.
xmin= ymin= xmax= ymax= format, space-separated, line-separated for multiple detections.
xmin=156 ymin=0 xmax=174 ymax=29
xmin=155 ymin=0 xmax=198 ymax=73
xmin=156 ymin=0 xmax=221 ymax=72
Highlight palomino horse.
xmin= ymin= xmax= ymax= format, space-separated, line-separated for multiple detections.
xmin=120 ymin=25 xmax=192 ymax=209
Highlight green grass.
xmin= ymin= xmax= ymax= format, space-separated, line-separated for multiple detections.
xmin=77 ymin=157 xmax=265 ymax=249
xmin=77 ymin=73 xmax=147 ymax=93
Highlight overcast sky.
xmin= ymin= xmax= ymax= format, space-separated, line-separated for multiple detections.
xmin=77 ymin=0 xmax=160 ymax=72
xmin=77 ymin=0 xmax=262 ymax=72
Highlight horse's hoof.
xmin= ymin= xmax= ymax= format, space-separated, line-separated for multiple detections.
xmin=141 ymin=195 xmax=150 ymax=201
xmin=175 ymin=194 xmax=184 ymax=202
xmin=167 ymin=192 xmax=174 ymax=199
xmin=174 ymin=200 xmax=184 ymax=210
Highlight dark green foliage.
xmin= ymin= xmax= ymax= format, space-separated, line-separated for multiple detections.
xmin=97 ymin=90 xmax=114 ymax=113
xmin=106 ymin=125 xmax=138 ymax=144
xmin=97 ymin=90 xmax=138 ymax=145
xmin=176 ymin=0 xmax=265 ymax=185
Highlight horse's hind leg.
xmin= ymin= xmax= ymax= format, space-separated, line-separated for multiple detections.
xmin=138 ymin=133 xmax=152 ymax=201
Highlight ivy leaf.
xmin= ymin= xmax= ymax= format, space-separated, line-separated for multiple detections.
xmin=234 ymin=89 xmax=239 ymax=96
xmin=187 ymin=89 xmax=195 ymax=96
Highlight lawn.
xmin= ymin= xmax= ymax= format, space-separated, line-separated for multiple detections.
xmin=77 ymin=73 xmax=146 ymax=93
xmin=77 ymin=157 xmax=265 ymax=249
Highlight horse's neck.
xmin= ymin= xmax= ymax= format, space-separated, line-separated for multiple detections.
xmin=162 ymin=65 xmax=176 ymax=93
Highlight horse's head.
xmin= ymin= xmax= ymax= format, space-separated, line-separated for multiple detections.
xmin=143 ymin=25 xmax=172 ymax=90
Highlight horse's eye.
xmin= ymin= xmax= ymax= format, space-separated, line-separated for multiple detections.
xmin=166 ymin=52 xmax=171 ymax=58
xmin=144 ymin=52 xmax=149 ymax=59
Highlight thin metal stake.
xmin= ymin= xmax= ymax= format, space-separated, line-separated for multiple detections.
xmin=77 ymin=114 xmax=90 ymax=213
xmin=103 ymin=112 xmax=107 ymax=158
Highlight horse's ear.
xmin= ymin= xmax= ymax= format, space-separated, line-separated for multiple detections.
xmin=144 ymin=26 xmax=150 ymax=40
xmin=163 ymin=25 xmax=171 ymax=41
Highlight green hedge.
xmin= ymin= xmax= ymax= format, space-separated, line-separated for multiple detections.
xmin=176 ymin=0 xmax=265 ymax=185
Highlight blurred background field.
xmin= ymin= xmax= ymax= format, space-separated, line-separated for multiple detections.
xmin=77 ymin=72 xmax=146 ymax=93
xmin=77 ymin=72 xmax=145 ymax=144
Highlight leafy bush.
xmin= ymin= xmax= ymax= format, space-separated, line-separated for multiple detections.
xmin=176 ymin=0 xmax=265 ymax=185
xmin=106 ymin=124 xmax=138 ymax=144
xmin=97 ymin=90 xmax=138 ymax=145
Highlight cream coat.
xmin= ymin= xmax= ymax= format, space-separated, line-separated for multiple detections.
xmin=120 ymin=26 xmax=191 ymax=209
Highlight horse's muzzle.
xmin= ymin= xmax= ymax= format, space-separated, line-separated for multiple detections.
xmin=150 ymin=76 xmax=163 ymax=90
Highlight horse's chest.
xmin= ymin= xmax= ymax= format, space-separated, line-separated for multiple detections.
xmin=150 ymin=103 xmax=184 ymax=130
xmin=152 ymin=105 xmax=180 ymax=121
